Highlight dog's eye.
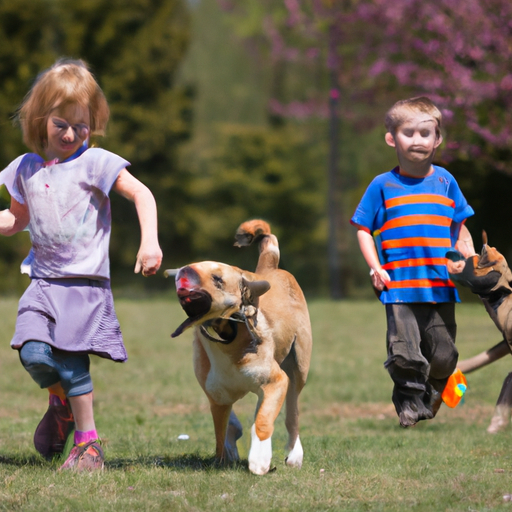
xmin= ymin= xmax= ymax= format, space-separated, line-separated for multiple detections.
xmin=212 ymin=275 xmax=224 ymax=288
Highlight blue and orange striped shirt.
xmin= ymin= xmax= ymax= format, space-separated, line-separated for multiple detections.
xmin=351 ymin=166 xmax=474 ymax=304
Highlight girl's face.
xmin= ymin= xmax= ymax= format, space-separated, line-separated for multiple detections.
xmin=45 ymin=103 xmax=90 ymax=161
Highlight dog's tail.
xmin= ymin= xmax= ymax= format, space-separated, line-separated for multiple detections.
xmin=234 ymin=220 xmax=271 ymax=247
xmin=234 ymin=219 xmax=280 ymax=272
xmin=457 ymin=339 xmax=510 ymax=373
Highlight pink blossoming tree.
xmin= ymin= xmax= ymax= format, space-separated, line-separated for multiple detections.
xmin=221 ymin=0 xmax=512 ymax=170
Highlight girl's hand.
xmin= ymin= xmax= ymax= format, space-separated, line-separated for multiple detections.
xmin=134 ymin=244 xmax=163 ymax=276
xmin=370 ymin=267 xmax=391 ymax=291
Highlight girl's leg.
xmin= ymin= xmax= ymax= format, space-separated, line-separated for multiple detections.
xmin=56 ymin=357 xmax=103 ymax=471
xmin=60 ymin=392 xmax=104 ymax=471
xmin=48 ymin=382 xmax=67 ymax=402
xmin=19 ymin=341 xmax=103 ymax=469
xmin=68 ymin=392 xmax=98 ymax=442
xmin=19 ymin=342 xmax=75 ymax=459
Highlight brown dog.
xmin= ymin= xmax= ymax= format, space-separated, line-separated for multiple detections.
xmin=451 ymin=234 xmax=512 ymax=432
xmin=165 ymin=220 xmax=312 ymax=475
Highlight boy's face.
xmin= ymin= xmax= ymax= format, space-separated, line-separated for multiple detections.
xmin=385 ymin=112 xmax=442 ymax=168
xmin=45 ymin=103 xmax=90 ymax=162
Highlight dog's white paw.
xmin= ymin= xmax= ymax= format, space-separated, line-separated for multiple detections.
xmin=487 ymin=405 xmax=511 ymax=434
xmin=248 ymin=424 xmax=272 ymax=475
xmin=285 ymin=436 xmax=303 ymax=469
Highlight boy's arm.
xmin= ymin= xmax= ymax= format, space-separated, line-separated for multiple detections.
xmin=455 ymin=224 xmax=476 ymax=258
xmin=447 ymin=223 xmax=476 ymax=275
xmin=112 ymin=168 xmax=163 ymax=276
xmin=0 ymin=198 xmax=29 ymax=236
xmin=356 ymin=228 xmax=390 ymax=291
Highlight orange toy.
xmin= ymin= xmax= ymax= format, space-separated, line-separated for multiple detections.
xmin=441 ymin=369 xmax=467 ymax=408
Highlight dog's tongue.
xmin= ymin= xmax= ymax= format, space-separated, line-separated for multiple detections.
xmin=171 ymin=315 xmax=202 ymax=338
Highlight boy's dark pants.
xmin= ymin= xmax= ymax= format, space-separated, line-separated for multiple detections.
xmin=384 ymin=303 xmax=458 ymax=425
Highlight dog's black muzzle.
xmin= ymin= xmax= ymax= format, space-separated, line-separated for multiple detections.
xmin=175 ymin=266 xmax=213 ymax=318
xmin=171 ymin=266 xmax=214 ymax=338
xmin=450 ymin=255 xmax=501 ymax=296
xmin=177 ymin=288 xmax=213 ymax=319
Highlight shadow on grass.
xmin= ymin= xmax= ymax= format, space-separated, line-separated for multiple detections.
xmin=0 ymin=454 xmax=48 ymax=468
xmin=106 ymin=453 xmax=249 ymax=472
xmin=0 ymin=452 xmax=249 ymax=472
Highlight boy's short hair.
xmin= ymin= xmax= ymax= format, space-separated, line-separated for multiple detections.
xmin=17 ymin=58 xmax=110 ymax=155
xmin=385 ymin=96 xmax=442 ymax=136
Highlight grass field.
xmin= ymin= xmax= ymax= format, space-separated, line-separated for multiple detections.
xmin=1 ymin=296 xmax=512 ymax=511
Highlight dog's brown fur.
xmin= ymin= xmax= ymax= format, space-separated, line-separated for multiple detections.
xmin=454 ymin=235 xmax=512 ymax=432
xmin=166 ymin=220 xmax=312 ymax=474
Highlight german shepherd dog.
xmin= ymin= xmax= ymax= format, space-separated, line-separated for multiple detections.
xmin=450 ymin=233 xmax=512 ymax=432
xmin=166 ymin=220 xmax=312 ymax=474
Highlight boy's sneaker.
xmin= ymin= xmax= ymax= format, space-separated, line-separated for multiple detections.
xmin=398 ymin=400 xmax=434 ymax=428
xmin=430 ymin=389 xmax=443 ymax=418
xmin=59 ymin=440 xmax=104 ymax=472
xmin=34 ymin=394 xmax=75 ymax=460
xmin=399 ymin=409 xmax=418 ymax=428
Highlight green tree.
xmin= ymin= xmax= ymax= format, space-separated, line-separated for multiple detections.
xmin=182 ymin=123 xmax=330 ymax=293
xmin=0 ymin=0 xmax=192 ymax=292
xmin=0 ymin=0 xmax=61 ymax=294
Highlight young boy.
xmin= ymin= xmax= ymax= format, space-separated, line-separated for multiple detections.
xmin=351 ymin=97 xmax=475 ymax=427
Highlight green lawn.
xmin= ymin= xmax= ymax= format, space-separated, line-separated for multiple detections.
xmin=0 ymin=297 xmax=511 ymax=511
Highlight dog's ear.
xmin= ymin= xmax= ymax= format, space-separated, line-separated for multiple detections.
xmin=476 ymin=245 xmax=499 ymax=271
xmin=241 ymin=276 xmax=270 ymax=309
xmin=242 ymin=276 xmax=270 ymax=298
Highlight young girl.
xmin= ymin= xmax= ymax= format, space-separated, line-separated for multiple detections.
xmin=0 ymin=58 xmax=163 ymax=471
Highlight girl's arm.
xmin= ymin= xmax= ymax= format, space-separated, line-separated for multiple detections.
xmin=356 ymin=229 xmax=390 ymax=290
xmin=112 ymin=168 xmax=163 ymax=276
xmin=0 ymin=197 xmax=29 ymax=236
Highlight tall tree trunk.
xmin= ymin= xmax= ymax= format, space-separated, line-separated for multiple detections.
xmin=327 ymin=68 xmax=343 ymax=299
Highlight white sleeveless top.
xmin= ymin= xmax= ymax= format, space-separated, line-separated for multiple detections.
xmin=0 ymin=148 xmax=129 ymax=280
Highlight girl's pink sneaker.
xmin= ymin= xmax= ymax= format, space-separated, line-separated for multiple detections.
xmin=59 ymin=440 xmax=104 ymax=472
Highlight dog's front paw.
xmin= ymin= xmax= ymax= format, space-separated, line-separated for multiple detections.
xmin=487 ymin=405 xmax=511 ymax=434
xmin=224 ymin=412 xmax=243 ymax=462
xmin=248 ymin=424 xmax=272 ymax=475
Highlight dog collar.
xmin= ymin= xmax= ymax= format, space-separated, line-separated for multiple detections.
xmin=200 ymin=321 xmax=238 ymax=344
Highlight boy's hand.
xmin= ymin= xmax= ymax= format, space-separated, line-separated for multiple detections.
xmin=446 ymin=249 xmax=466 ymax=275
xmin=134 ymin=244 xmax=163 ymax=277
xmin=446 ymin=259 xmax=466 ymax=275
xmin=370 ymin=267 xmax=391 ymax=291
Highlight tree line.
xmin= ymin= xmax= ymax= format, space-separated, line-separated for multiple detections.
xmin=1 ymin=0 xmax=511 ymax=298
xmin=0 ymin=0 xmax=333 ymax=296
xmin=217 ymin=0 xmax=512 ymax=298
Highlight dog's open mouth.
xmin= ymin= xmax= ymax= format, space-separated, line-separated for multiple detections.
xmin=172 ymin=288 xmax=213 ymax=338
xmin=200 ymin=319 xmax=238 ymax=344
xmin=178 ymin=289 xmax=212 ymax=318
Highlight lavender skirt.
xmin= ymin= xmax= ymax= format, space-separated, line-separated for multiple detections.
xmin=11 ymin=278 xmax=127 ymax=362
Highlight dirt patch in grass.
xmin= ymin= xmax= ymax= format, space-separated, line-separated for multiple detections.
xmin=152 ymin=403 xmax=208 ymax=417
xmin=306 ymin=401 xmax=496 ymax=424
